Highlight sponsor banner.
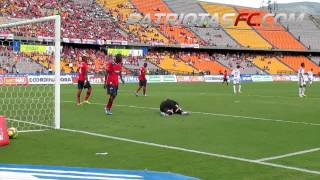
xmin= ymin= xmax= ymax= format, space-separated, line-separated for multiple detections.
xmin=241 ymin=74 xmax=253 ymax=82
xmin=177 ymin=76 xmax=204 ymax=82
xmin=146 ymin=75 xmax=161 ymax=83
xmin=272 ymin=75 xmax=291 ymax=81
xmin=146 ymin=75 xmax=177 ymax=83
xmin=107 ymin=48 xmax=143 ymax=57
xmin=20 ymin=44 xmax=55 ymax=53
xmin=82 ymin=39 xmax=96 ymax=44
xmin=251 ymin=75 xmax=273 ymax=82
xmin=204 ymin=75 xmax=223 ymax=82
xmin=0 ymin=33 xmax=14 ymax=39
xmin=0 ymin=76 xmax=28 ymax=86
xmin=181 ymin=44 xmax=200 ymax=48
xmin=28 ymin=75 xmax=72 ymax=84
xmin=69 ymin=38 xmax=81 ymax=44
xmin=72 ymin=75 xmax=139 ymax=84
xmin=62 ymin=38 xmax=70 ymax=43
xmin=106 ymin=40 xmax=128 ymax=45
xmin=289 ymin=75 xmax=299 ymax=82
xmin=97 ymin=39 xmax=105 ymax=45
xmin=123 ymin=76 xmax=139 ymax=83
xmin=37 ymin=36 xmax=54 ymax=42
xmin=163 ymin=75 xmax=177 ymax=82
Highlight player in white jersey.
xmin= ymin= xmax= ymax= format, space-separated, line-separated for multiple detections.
xmin=231 ymin=65 xmax=241 ymax=94
xmin=298 ymin=63 xmax=306 ymax=97
xmin=307 ymin=68 xmax=314 ymax=87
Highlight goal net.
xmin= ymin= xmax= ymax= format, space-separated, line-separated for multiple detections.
xmin=0 ymin=16 xmax=61 ymax=131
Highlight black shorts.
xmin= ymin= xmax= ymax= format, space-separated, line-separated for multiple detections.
xmin=139 ymin=79 xmax=147 ymax=87
xmin=107 ymin=84 xmax=118 ymax=96
xmin=78 ymin=80 xmax=91 ymax=89
xmin=223 ymin=78 xmax=228 ymax=82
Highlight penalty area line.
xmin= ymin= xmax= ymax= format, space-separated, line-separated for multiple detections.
xmin=62 ymin=101 xmax=320 ymax=127
xmin=256 ymin=147 xmax=320 ymax=162
xmin=60 ymin=127 xmax=320 ymax=176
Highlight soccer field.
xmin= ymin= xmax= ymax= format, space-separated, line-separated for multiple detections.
xmin=1 ymin=82 xmax=320 ymax=179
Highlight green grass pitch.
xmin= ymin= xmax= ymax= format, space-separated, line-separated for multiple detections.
xmin=1 ymin=82 xmax=320 ymax=179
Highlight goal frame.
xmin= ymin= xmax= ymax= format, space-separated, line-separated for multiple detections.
xmin=0 ymin=15 xmax=61 ymax=129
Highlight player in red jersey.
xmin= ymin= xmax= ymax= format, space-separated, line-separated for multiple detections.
xmin=222 ymin=70 xmax=228 ymax=85
xmin=76 ymin=56 xmax=92 ymax=105
xmin=104 ymin=54 xmax=125 ymax=115
xmin=135 ymin=62 xmax=148 ymax=96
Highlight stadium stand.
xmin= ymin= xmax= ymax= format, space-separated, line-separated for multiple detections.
xmin=280 ymin=14 xmax=320 ymax=50
xmin=162 ymin=0 xmax=240 ymax=47
xmin=179 ymin=52 xmax=231 ymax=74
xmin=201 ymin=3 xmax=272 ymax=49
xmin=237 ymin=8 xmax=306 ymax=50
xmin=213 ymin=53 xmax=266 ymax=74
xmin=147 ymin=51 xmax=197 ymax=74
xmin=0 ymin=0 xmax=128 ymax=41
xmin=279 ymin=56 xmax=320 ymax=74
xmin=0 ymin=45 xmax=48 ymax=74
xmin=96 ymin=0 xmax=170 ymax=44
xmin=253 ymin=56 xmax=295 ymax=74
xmin=130 ymin=0 xmax=203 ymax=44
xmin=310 ymin=56 xmax=320 ymax=66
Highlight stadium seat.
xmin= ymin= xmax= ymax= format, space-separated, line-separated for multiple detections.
xmin=253 ymin=56 xmax=295 ymax=74
xmin=162 ymin=0 xmax=240 ymax=47
xmin=282 ymin=15 xmax=320 ymax=50
xmin=201 ymin=3 xmax=272 ymax=49
xmin=180 ymin=53 xmax=231 ymax=74
xmin=151 ymin=54 xmax=197 ymax=74
xmin=237 ymin=8 xmax=306 ymax=50
xmin=279 ymin=56 xmax=320 ymax=74
xmin=131 ymin=0 xmax=202 ymax=44
xmin=96 ymin=0 xmax=170 ymax=44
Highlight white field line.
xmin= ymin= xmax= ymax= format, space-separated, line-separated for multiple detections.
xmin=18 ymin=129 xmax=49 ymax=133
xmin=256 ymin=148 xmax=320 ymax=162
xmin=117 ymin=89 xmax=320 ymax=100
xmin=60 ymin=127 xmax=320 ymax=176
xmin=62 ymin=101 xmax=320 ymax=127
xmin=4 ymin=117 xmax=320 ymax=176
xmin=7 ymin=118 xmax=54 ymax=129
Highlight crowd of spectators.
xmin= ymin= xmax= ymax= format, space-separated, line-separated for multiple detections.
xmin=0 ymin=0 xmax=207 ymax=45
xmin=0 ymin=0 xmax=128 ymax=41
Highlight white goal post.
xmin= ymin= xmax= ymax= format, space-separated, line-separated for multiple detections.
xmin=0 ymin=15 xmax=61 ymax=129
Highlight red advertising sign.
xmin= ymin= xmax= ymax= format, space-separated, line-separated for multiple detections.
xmin=0 ymin=76 xmax=28 ymax=86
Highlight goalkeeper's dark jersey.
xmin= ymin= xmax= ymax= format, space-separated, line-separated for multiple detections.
xmin=160 ymin=99 xmax=179 ymax=112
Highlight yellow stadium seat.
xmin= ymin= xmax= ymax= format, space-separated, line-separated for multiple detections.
xmin=253 ymin=56 xmax=294 ymax=74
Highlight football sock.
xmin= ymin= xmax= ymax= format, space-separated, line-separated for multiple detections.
xmin=106 ymin=96 xmax=114 ymax=110
xmin=84 ymin=88 xmax=92 ymax=101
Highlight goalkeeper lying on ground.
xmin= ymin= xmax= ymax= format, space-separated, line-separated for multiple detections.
xmin=160 ymin=99 xmax=190 ymax=116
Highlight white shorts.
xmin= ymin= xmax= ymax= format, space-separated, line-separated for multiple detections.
xmin=233 ymin=78 xmax=241 ymax=85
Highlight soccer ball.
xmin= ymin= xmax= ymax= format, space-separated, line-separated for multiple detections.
xmin=7 ymin=127 xmax=18 ymax=139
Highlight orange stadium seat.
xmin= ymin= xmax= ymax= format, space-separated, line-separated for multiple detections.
xmin=131 ymin=0 xmax=202 ymax=44
xmin=180 ymin=54 xmax=230 ymax=74
xmin=253 ymin=56 xmax=294 ymax=74
xmin=238 ymin=8 xmax=306 ymax=50
xmin=96 ymin=0 xmax=170 ymax=44
xmin=279 ymin=56 xmax=320 ymax=74
xmin=201 ymin=3 xmax=272 ymax=49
